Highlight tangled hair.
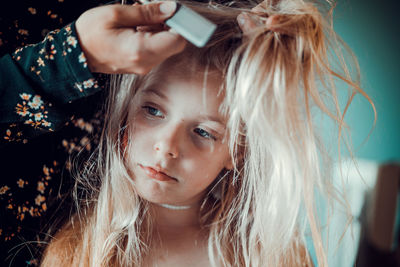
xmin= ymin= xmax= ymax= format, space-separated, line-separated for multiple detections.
xmin=42 ymin=0 xmax=375 ymax=266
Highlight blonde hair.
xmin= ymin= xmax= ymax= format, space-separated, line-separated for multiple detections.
xmin=42 ymin=0 xmax=375 ymax=266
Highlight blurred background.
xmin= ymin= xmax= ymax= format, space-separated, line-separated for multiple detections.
xmin=317 ymin=0 xmax=400 ymax=266
xmin=335 ymin=0 xmax=400 ymax=162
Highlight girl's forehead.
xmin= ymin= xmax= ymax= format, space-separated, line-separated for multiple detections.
xmin=141 ymin=64 xmax=224 ymax=97
xmin=139 ymin=75 xmax=223 ymax=103
xmin=152 ymin=58 xmax=223 ymax=84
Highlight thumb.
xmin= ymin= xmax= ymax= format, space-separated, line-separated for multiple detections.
xmin=114 ymin=1 xmax=177 ymax=27
xmin=146 ymin=30 xmax=187 ymax=58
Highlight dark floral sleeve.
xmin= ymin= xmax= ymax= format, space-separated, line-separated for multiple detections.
xmin=0 ymin=21 xmax=101 ymax=146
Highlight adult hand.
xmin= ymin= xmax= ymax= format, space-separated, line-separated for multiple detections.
xmin=76 ymin=1 xmax=187 ymax=74
xmin=236 ymin=2 xmax=280 ymax=34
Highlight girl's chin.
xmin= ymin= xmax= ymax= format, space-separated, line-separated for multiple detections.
xmin=134 ymin=179 xmax=207 ymax=207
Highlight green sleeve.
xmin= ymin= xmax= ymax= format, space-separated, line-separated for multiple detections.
xmin=0 ymin=21 xmax=102 ymax=145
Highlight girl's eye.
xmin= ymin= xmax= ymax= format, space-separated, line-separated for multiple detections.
xmin=142 ymin=106 xmax=164 ymax=117
xmin=194 ymin=128 xmax=217 ymax=141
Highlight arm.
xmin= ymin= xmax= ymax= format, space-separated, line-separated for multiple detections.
xmin=0 ymin=22 xmax=98 ymax=145
xmin=0 ymin=1 xmax=186 ymax=146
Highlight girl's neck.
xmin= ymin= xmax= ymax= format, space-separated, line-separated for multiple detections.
xmin=150 ymin=202 xmax=202 ymax=232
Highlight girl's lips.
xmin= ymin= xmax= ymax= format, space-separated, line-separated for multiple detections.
xmin=139 ymin=164 xmax=177 ymax=182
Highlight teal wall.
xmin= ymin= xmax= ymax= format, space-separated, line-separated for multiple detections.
xmin=308 ymin=1 xmax=400 ymax=265
xmin=333 ymin=0 xmax=400 ymax=162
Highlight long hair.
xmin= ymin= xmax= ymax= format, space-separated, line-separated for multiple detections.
xmin=41 ymin=0 xmax=375 ymax=266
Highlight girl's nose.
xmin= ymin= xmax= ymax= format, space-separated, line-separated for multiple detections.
xmin=153 ymin=142 xmax=179 ymax=159
xmin=153 ymin=126 xmax=181 ymax=159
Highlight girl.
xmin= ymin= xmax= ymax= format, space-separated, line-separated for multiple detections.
xmin=40 ymin=0 xmax=374 ymax=266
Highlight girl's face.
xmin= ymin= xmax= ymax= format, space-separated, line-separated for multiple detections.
xmin=125 ymin=67 xmax=232 ymax=207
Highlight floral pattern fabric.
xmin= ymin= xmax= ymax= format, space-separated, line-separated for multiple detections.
xmin=0 ymin=1 xmax=108 ymax=265
xmin=0 ymin=22 xmax=100 ymax=143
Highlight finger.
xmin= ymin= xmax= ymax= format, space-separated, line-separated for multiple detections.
xmin=266 ymin=15 xmax=281 ymax=31
xmin=145 ymin=30 xmax=187 ymax=59
xmin=136 ymin=24 xmax=165 ymax=33
xmin=237 ymin=13 xmax=258 ymax=33
xmin=252 ymin=3 xmax=267 ymax=13
xmin=111 ymin=1 xmax=177 ymax=27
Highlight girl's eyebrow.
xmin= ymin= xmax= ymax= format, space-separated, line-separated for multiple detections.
xmin=199 ymin=115 xmax=226 ymax=129
xmin=141 ymin=88 xmax=169 ymax=101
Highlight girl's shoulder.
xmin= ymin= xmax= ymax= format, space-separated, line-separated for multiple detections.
xmin=41 ymin=217 xmax=85 ymax=266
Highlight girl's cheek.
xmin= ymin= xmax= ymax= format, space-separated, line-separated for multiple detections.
xmin=134 ymin=110 xmax=161 ymax=129
xmin=134 ymin=120 xmax=157 ymax=137
xmin=190 ymin=134 xmax=218 ymax=152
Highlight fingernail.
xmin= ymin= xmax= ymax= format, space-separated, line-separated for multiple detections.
xmin=168 ymin=28 xmax=178 ymax=34
xmin=237 ymin=13 xmax=246 ymax=26
xmin=160 ymin=1 xmax=177 ymax=15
